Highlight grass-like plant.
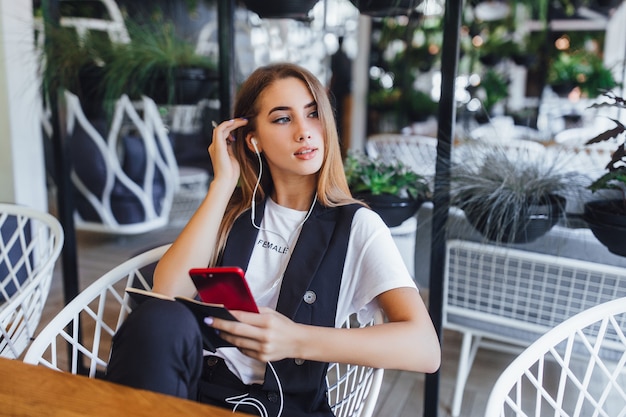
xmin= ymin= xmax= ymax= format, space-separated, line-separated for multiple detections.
xmin=344 ymin=152 xmax=431 ymax=200
xmin=450 ymin=143 xmax=585 ymax=243
xmin=39 ymin=23 xmax=113 ymax=102
xmin=101 ymin=19 xmax=217 ymax=106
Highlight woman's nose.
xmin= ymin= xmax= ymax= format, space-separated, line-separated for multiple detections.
xmin=297 ymin=131 xmax=312 ymax=141
xmin=294 ymin=118 xmax=313 ymax=141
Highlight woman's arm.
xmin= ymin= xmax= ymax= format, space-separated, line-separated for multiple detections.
xmin=153 ymin=119 xmax=248 ymax=297
xmin=211 ymin=287 xmax=441 ymax=374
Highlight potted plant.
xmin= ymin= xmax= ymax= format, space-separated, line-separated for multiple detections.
xmin=451 ymin=143 xmax=585 ymax=243
xmin=344 ymin=152 xmax=431 ymax=227
xmin=240 ymin=0 xmax=319 ymax=20
xmin=40 ymin=14 xmax=218 ymax=115
xmin=349 ymin=0 xmax=420 ymax=17
xmin=39 ymin=22 xmax=114 ymax=117
xmin=101 ymin=18 xmax=218 ymax=107
xmin=406 ymin=88 xmax=439 ymax=123
xmin=548 ymin=50 xmax=619 ymax=98
xmin=582 ymin=91 xmax=626 ymax=256
xmin=479 ymin=68 xmax=510 ymax=116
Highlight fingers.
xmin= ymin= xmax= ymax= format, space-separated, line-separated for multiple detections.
xmin=208 ymin=118 xmax=248 ymax=184
xmin=204 ymin=308 xmax=289 ymax=362
xmin=211 ymin=118 xmax=248 ymax=145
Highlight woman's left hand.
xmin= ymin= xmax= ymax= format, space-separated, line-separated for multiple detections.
xmin=206 ymin=307 xmax=303 ymax=363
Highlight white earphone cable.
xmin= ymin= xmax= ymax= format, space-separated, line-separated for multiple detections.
xmin=224 ymin=362 xmax=284 ymax=417
xmin=251 ymin=144 xmax=263 ymax=227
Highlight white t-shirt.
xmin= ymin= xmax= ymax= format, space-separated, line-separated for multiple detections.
xmin=212 ymin=198 xmax=417 ymax=384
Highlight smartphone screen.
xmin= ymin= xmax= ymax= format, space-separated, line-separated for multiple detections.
xmin=188 ymin=267 xmax=259 ymax=313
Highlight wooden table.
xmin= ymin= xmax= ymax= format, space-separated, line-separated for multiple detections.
xmin=0 ymin=358 xmax=251 ymax=416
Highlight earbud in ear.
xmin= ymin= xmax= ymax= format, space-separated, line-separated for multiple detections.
xmin=251 ymin=138 xmax=259 ymax=154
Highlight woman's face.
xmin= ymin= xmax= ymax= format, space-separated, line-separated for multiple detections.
xmin=250 ymin=77 xmax=325 ymax=181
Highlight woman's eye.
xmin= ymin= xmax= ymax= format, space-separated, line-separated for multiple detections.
xmin=273 ymin=116 xmax=291 ymax=124
xmin=308 ymin=110 xmax=319 ymax=119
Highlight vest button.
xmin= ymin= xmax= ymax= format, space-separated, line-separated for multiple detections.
xmin=267 ymin=391 xmax=279 ymax=403
xmin=205 ymin=356 xmax=219 ymax=367
xmin=303 ymin=290 xmax=316 ymax=304
xmin=294 ymin=358 xmax=305 ymax=365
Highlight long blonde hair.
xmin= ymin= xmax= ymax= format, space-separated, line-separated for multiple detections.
xmin=211 ymin=63 xmax=360 ymax=265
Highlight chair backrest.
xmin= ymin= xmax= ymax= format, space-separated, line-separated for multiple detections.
xmin=65 ymin=91 xmax=179 ymax=235
xmin=469 ymin=123 xmax=547 ymax=143
xmin=23 ymin=244 xmax=167 ymax=374
xmin=484 ymin=296 xmax=626 ymax=417
xmin=553 ymin=126 xmax=615 ymax=181
xmin=326 ymin=310 xmax=385 ymax=417
xmin=365 ymin=134 xmax=438 ymax=185
xmin=444 ymin=239 xmax=626 ymax=346
xmin=58 ymin=0 xmax=130 ymax=44
xmin=0 ymin=204 xmax=64 ymax=359
xmin=24 ymin=244 xmax=384 ymax=417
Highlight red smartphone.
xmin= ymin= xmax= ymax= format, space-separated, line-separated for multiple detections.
xmin=188 ymin=267 xmax=259 ymax=313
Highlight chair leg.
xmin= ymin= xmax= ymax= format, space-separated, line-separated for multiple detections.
xmin=451 ymin=332 xmax=481 ymax=417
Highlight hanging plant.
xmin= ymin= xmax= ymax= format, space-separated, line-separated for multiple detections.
xmin=349 ymin=0 xmax=420 ymax=17
xmin=548 ymin=50 xmax=619 ymax=98
xmin=240 ymin=0 xmax=320 ymax=20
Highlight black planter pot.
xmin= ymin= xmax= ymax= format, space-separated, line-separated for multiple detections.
xmin=240 ymin=0 xmax=319 ymax=20
xmin=551 ymin=82 xmax=577 ymax=97
xmin=463 ymin=195 xmax=566 ymax=244
xmin=76 ymin=64 xmax=107 ymax=119
xmin=356 ymin=193 xmax=423 ymax=227
xmin=349 ymin=0 xmax=419 ymax=17
xmin=583 ymin=199 xmax=626 ymax=257
xmin=150 ymin=68 xmax=219 ymax=105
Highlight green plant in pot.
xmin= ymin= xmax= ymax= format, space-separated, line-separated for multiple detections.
xmin=479 ymin=68 xmax=509 ymax=116
xmin=406 ymin=88 xmax=439 ymax=123
xmin=344 ymin=152 xmax=431 ymax=227
xmin=40 ymin=23 xmax=114 ymax=118
xmin=451 ymin=143 xmax=584 ymax=244
xmin=582 ymin=91 xmax=626 ymax=256
xmin=102 ymin=18 xmax=218 ymax=108
xmin=548 ymin=50 xmax=619 ymax=98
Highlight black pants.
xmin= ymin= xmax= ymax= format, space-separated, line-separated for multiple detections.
xmin=105 ymin=298 xmax=332 ymax=417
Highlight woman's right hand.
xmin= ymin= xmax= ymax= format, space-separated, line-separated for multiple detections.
xmin=208 ymin=118 xmax=249 ymax=188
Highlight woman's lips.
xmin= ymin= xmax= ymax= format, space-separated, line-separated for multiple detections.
xmin=294 ymin=147 xmax=317 ymax=159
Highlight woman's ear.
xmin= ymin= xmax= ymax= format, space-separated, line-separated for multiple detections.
xmin=246 ymin=133 xmax=259 ymax=154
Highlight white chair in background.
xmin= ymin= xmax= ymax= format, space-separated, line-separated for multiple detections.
xmin=443 ymin=239 xmax=626 ymax=417
xmin=469 ymin=123 xmax=547 ymax=143
xmin=554 ymin=125 xmax=616 ymax=181
xmin=0 ymin=204 xmax=64 ymax=359
xmin=58 ymin=0 xmax=130 ymax=44
xmin=23 ymin=244 xmax=384 ymax=417
xmin=484 ymin=296 xmax=626 ymax=417
xmin=65 ymin=91 xmax=179 ymax=235
xmin=365 ymin=133 xmax=438 ymax=185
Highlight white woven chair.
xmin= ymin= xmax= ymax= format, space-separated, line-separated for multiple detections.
xmin=65 ymin=91 xmax=180 ymax=235
xmin=57 ymin=0 xmax=130 ymax=44
xmin=0 ymin=204 xmax=64 ymax=359
xmin=23 ymin=244 xmax=384 ymax=417
xmin=365 ymin=133 xmax=438 ymax=185
xmin=484 ymin=296 xmax=626 ymax=417
xmin=444 ymin=239 xmax=626 ymax=417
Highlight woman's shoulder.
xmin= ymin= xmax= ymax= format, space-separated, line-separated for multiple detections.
xmin=322 ymin=202 xmax=386 ymax=228
xmin=350 ymin=206 xmax=390 ymax=244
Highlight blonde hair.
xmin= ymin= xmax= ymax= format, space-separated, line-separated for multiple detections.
xmin=211 ymin=63 xmax=360 ymax=265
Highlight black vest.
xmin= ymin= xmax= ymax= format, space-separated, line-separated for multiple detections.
xmin=219 ymin=200 xmax=360 ymax=414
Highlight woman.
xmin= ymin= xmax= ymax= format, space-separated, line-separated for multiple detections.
xmin=106 ymin=63 xmax=440 ymax=416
